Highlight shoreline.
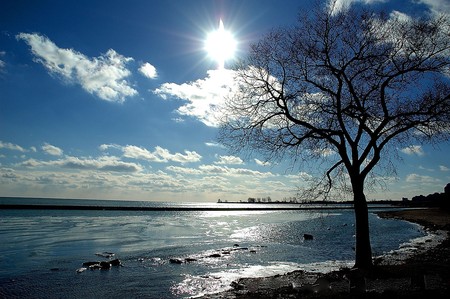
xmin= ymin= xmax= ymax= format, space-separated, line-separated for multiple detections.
xmin=200 ymin=208 xmax=450 ymax=298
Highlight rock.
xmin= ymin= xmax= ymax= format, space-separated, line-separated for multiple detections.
xmin=295 ymin=283 xmax=314 ymax=294
xmin=100 ymin=261 xmax=111 ymax=269
xmin=208 ymin=253 xmax=221 ymax=258
xmin=83 ymin=261 xmax=101 ymax=267
xmin=303 ymin=234 xmax=314 ymax=240
xmin=89 ymin=264 xmax=102 ymax=270
xmin=250 ymin=250 xmax=257 ymax=253
xmin=233 ymin=244 xmax=240 ymax=247
xmin=184 ymin=258 xmax=197 ymax=263
xmin=169 ymin=258 xmax=184 ymax=264
xmin=231 ymin=281 xmax=246 ymax=290
xmin=222 ymin=251 xmax=231 ymax=255
xmin=313 ymin=277 xmax=331 ymax=293
xmin=83 ymin=259 xmax=120 ymax=270
xmin=110 ymin=259 xmax=122 ymax=266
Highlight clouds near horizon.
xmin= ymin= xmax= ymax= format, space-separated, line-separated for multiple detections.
xmin=0 ymin=139 xmax=296 ymax=201
xmin=0 ymin=141 xmax=27 ymax=152
xmin=100 ymin=144 xmax=202 ymax=164
xmin=19 ymin=155 xmax=143 ymax=173
xmin=215 ymin=155 xmax=244 ymax=165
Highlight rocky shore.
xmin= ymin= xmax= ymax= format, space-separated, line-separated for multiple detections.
xmin=200 ymin=208 xmax=450 ymax=298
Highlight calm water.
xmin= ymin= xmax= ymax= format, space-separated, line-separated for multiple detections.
xmin=0 ymin=198 xmax=424 ymax=298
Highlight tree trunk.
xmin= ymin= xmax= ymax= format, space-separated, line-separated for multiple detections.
xmin=352 ymin=180 xmax=373 ymax=270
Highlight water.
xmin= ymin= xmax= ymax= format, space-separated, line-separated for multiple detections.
xmin=0 ymin=198 xmax=425 ymax=298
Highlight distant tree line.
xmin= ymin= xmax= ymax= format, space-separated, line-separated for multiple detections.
xmin=404 ymin=183 xmax=450 ymax=209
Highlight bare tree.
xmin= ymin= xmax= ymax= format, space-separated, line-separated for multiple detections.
xmin=218 ymin=4 xmax=450 ymax=269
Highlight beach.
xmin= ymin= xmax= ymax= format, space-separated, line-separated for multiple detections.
xmin=200 ymin=208 xmax=450 ymax=298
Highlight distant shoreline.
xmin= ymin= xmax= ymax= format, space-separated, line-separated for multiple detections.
xmin=0 ymin=204 xmax=398 ymax=211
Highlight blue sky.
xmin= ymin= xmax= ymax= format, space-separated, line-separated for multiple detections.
xmin=1 ymin=0 xmax=449 ymax=202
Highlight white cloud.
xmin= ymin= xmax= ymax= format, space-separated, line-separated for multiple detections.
xmin=255 ymin=159 xmax=271 ymax=166
xmin=400 ymin=145 xmax=425 ymax=156
xmin=158 ymin=147 xmax=202 ymax=164
xmin=388 ymin=10 xmax=412 ymax=22
xmin=98 ymin=144 xmax=119 ymax=151
xmin=166 ymin=165 xmax=203 ymax=175
xmin=328 ymin=0 xmax=386 ymax=15
xmin=0 ymin=51 xmax=5 ymax=71
xmin=166 ymin=164 xmax=275 ymax=183
xmin=328 ymin=0 xmax=450 ymax=16
xmin=154 ymin=66 xmax=285 ymax=128
xmin=198 ymin=164 xmax=274 ymax=177
xmin=405 ymin=173 xmax=441 ymax=183
xmin=17 ymin=33 xmax=137 ymax=103
xmin=139 ymin=62 xmax=157 ymax=79
xmin=0 ymin=141 xmax=26 ymax=152
xmin=205 ymin=141 xmax=226 ymax=148
xmin=122 ymin=145 xmax=162 ymax=162
xmin=172 ymin=117 xmax=185 ymax=123
xmin=20 ymin=155 xmax=143 ymax=173
xmin=417 ymin=0 xmax=450 ymax=14
xmin=100 ymin=144 xmax=202 ymax=164
xmin=312 ymin=148 xmax=335 ymax=157
xmin=419 ymin=165 xmax=434 ymax=172
xmin=42 ymin=143 xmax=63 ymax=156
xmin=19 ymin=158 xmax=41 ymax=167
xmin=215 ymin=155 xmax=244 ymax=165
xmin=154 ymin=69 xmax=238 ymax=127
xmin=440 ymin=165 xmax=449 ymax=172
xmin=286 ymin=172 xmax=313 ymax=182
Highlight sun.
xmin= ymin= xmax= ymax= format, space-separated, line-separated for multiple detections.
xmin=205 ymin=19 xmax=237 ymax=69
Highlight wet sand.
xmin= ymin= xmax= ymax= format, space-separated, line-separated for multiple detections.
xmin=200 ymin=208 xmax=450 ymax=298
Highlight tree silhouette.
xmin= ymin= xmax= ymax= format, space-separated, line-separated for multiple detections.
xmin=218 ymin=3 xmax=450 ymax=269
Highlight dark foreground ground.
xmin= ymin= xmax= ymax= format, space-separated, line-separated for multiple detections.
xmin=200 ymin=208 xmax=450 ymax=298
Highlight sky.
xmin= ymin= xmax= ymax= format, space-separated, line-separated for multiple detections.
xmin=0 ymin=0 xmax=449 ymax=202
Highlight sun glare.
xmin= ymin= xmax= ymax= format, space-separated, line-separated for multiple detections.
xmin=205 ymin=19 xmax=237 ymax=69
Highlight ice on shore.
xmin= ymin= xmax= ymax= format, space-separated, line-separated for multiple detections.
xmin=377 ymin=228 xmax=447 ymax=265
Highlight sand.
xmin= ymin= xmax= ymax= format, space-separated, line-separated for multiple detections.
xmin=200 ymin=208 xmax=450 ymax=298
